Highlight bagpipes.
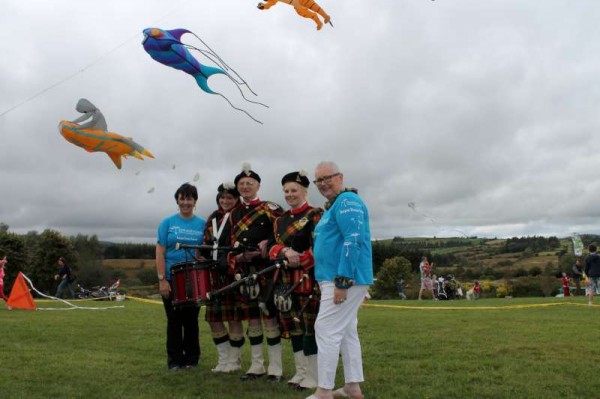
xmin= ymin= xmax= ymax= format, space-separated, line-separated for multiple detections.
xmin=204 ymin=257 xmax=288 ymax=303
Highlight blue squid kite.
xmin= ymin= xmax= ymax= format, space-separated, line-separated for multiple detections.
xmin=142 ymin=27 xmax=267 ymax=124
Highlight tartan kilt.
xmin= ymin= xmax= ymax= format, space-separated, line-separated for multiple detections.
xmin=205 ymin=291 xmax=244 ymax=322
xmin=232 ymin=267 xmax=278 ymax=321
xmin=204 ymin=268 xmax=245 ymax=322
xmin=277 ymin=286 xmax=320 ymax=339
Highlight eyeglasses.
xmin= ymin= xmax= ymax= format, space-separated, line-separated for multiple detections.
xmin=313 ymin=173 xmax=341 ymax=185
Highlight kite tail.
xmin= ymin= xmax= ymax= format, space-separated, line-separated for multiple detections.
xmin=187 ymin=39 xmax=260 ymax=97
xmin=142 ymin=148 xmax=155 ymax=158
xmin=126 ymin=140 xmax=154 ymax=160
xmin=193 ymin=65 xmax=225 ymax=94
xmin=221 ymin=71 xmax=269 ymax=108
xmin=215 ymin=93 xmax=263 ymax=125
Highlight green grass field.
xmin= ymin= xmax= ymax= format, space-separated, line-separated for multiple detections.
xmin=2 ymin=297 xmax=599 ymax=399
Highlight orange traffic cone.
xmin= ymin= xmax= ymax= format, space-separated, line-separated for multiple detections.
xmin=7 ymin=272 xmax=36 ymax=310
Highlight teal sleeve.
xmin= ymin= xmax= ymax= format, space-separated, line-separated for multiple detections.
xmin=335 ymin=194 xmax=367 ymax=279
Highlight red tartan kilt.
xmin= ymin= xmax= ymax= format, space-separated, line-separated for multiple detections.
xmin=291 ymin=268 xmax=313 ymax=294
xmin=205 ymin=267 xmax=243 ymax=322
xmin=278 ymin=287 xmax=320 ymax=338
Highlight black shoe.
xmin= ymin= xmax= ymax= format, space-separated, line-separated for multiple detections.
xmin=240 ymin=373 xmax=265 ymax=381
xmin=266 ymin=375 xmax=283 ymax=383
xmin=294 ymin=385 xmax=308 ymax=391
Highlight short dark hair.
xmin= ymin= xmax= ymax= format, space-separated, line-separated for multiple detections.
xmin=174 ymin=183 xmax=198 ymax=202
xmin=589 ymin=244 xmax=597 ymax=253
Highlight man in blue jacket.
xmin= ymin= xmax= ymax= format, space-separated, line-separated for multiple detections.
xmin=585 ymin=244 xmax=600 ymax=306
xmin=308 ymin=161 xmax=373 ymax=399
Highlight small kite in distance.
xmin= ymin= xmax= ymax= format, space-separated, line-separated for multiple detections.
xmin=572 ymin=233 xmax=584 ymax=257
xmin=408 ymin=201 xmax=468 ymax=238
xmin=258 ymin=0 xmax=333 ymax=31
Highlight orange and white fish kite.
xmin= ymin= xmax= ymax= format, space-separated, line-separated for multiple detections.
xmin=58 ymin=120 xmax=154 ymax=169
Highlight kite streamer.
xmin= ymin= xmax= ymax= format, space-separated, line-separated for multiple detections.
xmin=408 ymin=201 xmax=468 ymax=238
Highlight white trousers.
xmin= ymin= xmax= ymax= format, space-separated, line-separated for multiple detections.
xmin=315 ymin=282 xmax=367 ymax=390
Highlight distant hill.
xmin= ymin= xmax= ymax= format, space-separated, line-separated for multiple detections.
xmin=372 ymin=235 xmax=600 ymax=278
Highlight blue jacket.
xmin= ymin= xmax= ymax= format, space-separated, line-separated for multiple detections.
xmin=585 ymin=252 xmax=600 ymax=278
xmin=313 ymin=191 xmax=373 ymax=285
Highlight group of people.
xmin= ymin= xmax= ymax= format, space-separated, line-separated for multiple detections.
xmin=0 ymin=255 xmax=76 ymax=308
xmin=155 ymin=161 xmax=373 ymax=399
xmin=559 ymin=246 xmax=600 ymax=303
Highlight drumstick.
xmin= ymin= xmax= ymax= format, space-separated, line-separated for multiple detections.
xmin=293 ymin=294 xmax=313 ymax=323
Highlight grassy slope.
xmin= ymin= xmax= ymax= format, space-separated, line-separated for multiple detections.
xmin=379 ymin=237 xmax=571 ymax=271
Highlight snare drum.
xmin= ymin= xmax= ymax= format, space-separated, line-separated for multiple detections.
xmin=170 ymin=260 xmax=212 ymax=307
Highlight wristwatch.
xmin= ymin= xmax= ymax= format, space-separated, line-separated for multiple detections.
xmin=157 ymin=274 xmax=165 ymax=281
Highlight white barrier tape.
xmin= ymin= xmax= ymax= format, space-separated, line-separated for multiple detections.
xmin=21 ymin=273 xmax=124 ymax=311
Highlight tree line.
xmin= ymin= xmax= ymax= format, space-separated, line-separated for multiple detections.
xmin=0 ymin=226 xmax=155 ymax=293
xmin=3 ymin=221 xmax=596 ymax=299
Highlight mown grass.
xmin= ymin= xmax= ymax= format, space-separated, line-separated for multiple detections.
xmin=1 ymin=297 xmax=600 ymax=398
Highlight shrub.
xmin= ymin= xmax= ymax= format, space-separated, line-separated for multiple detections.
xmin=495 ymin=281 xmax=510 ymax=298
xmin=510 ymin=278 xmax=545 ymax=297
xmin=529 ymin=266 xmax=542 ymax=276
xmin=371 ymin=256 xmax=413 ymax=299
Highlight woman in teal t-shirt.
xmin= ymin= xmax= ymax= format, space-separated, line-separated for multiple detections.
xmin=156 ymin=183 xmax=206 ymax=370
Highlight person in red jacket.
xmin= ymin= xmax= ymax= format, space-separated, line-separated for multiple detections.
xmin=561 ymin=272 xmax=571 ymax=297
xmin=473 ymin=280 xmax=481 ymax=300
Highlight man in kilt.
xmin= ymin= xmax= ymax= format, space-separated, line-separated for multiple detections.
xmin=269 ymin=171 xmax=323 ymax=391
xmin=203 ymin=182 xmax=244 ymax=373
xmin=227 ymin=163 xmax=284 ymax=382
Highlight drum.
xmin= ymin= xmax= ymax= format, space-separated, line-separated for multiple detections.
xmin=170 ymin=260 xmax=212 ymax=307
xmin=292 ymin=268 xmax=313 ymax=295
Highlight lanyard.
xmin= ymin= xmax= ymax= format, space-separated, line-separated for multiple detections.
xmin=211 ymin=212 xmax=230 ymax=260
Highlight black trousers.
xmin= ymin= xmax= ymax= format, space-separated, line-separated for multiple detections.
xmin=162 ymin=296 xmax=200 ymax=368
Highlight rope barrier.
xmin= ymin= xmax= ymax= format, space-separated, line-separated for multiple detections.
xmin=362 ymin=301 xmax=592 ymax=311
xmin=21 ymin=273 xmax=124 ymax=311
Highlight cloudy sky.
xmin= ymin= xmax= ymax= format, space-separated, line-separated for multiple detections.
xmin=1 ymin=0 xmax=599 ymax=243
